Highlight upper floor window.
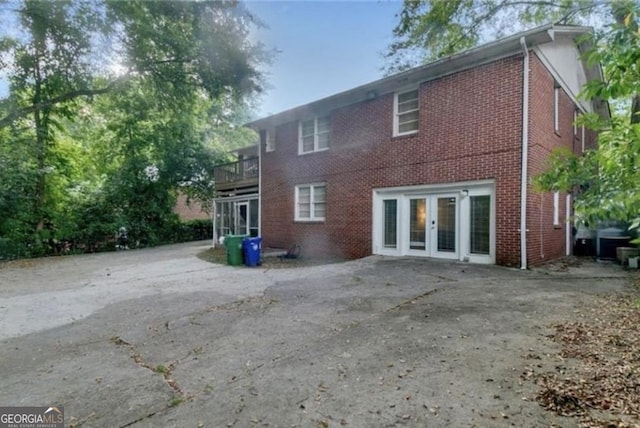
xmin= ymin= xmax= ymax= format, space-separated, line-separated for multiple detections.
xmin=295 ymin=183 xmax=326 ymax=221
xmin=394 ymin=89 xmax=419 ymax=136
xmin=299 ymin=116 xmax=330 ymax=154
xmin=554 ymin=85 xmax=560 ymax=133
xmin=260 ymin=129 xmax=274 ymax=152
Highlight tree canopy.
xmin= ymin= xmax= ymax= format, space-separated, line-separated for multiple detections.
xmin=0 ymin=0 xmax=268 ymax=259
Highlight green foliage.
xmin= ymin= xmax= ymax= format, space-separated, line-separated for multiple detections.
xmin=174 ymin=219 xmax=214 ymax=243
xmin=0 ymin=0 xmax=267 ymax=260
xmin=536 ymin=4 xmax=640 ymax=239
xmin=384 ymin=0 xmax=604 ymax=73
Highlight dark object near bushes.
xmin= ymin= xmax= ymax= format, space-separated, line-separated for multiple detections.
xmin=279 ymin=244 xmax=301 ymax=260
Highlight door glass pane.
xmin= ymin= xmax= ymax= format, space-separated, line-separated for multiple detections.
xmin=383 ymin=200 xmax=397 ymax=248
xmin=410 ymin=199 xmax=426 ymax=250
xmin=249 ymin=199 xmax=259 ymax=237
xmin=470 ymin=195 xmax=490 ymax=254
xmin=237 ymin=204 xmax=248 ymax=235
xmin=228 ymin=202 xmax=234 ymax=235
xmin=437 ymin=197 xmax=456 ymax=252
xmin=219 ymin=201 xmax=233 ymax=236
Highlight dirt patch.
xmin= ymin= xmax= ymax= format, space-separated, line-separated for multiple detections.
xmin=197 ymin=246 xmax=345 ymax=269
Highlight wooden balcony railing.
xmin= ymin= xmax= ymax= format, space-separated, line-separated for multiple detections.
xmin=213 ymin=157 xmax=259 ymax=189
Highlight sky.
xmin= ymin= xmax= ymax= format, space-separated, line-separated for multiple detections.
xmin=245 ymin=0 xmax=403 ymax=118
xmin=0 ymin=1 xmax=403 ymax=118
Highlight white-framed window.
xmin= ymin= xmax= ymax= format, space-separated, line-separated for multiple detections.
xmin=295 ymin=183 xmax=326 ymax=221
xmin=573 ymin=110 xmax=578 ymax=136
xmin=299 ymin=116 xmax=330 ymax=154
xmin=260 ymin=129 xmax=274 ymax=152
xmin=554 ymin=86 xmax=560 ymax=133
xmin=553 ymin=191 xmax=560 ymax=226
xmin=394 ymin=88 xmax=420 ymax=136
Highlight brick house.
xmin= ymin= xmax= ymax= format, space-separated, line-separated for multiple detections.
xmin=212 ymin=145 xmax=260 ymax=239
xmin=236 ymin=24 xmax=608 ymax=267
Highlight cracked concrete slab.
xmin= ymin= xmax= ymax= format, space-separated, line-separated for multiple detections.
xmin=0 ymin=241 xmax=635 ymax=427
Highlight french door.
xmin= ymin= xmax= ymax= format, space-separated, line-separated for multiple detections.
xmin=374 ymin=183 xmax=494 ymax=263
xmin=405 ymin=194 xmax=458 ymax=259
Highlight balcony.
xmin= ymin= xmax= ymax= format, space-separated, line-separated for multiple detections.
xmin=213 ymin=157 xmax=259 ymax=195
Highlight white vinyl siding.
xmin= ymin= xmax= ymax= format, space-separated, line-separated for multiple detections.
xmin=295 ymin=184 xmax=326 ymax=221
xmin=299 ymin=116 xmax=330 ymax=154
xmin=394 ymin=89 xmax=419 ymax=136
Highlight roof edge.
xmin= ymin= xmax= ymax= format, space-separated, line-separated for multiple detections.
xmin=248 ymin=24 xmax=596 ymax=129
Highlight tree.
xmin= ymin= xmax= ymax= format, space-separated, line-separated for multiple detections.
xmin=385 ymin=0 xmax=606 ymax=72
xmin=385 ymin=0 xmax=640 ymax=237
xmin=535 ymin=10 xmax=640 ymax=235
xmin=0 ymin=0 xmax=268 ymax=257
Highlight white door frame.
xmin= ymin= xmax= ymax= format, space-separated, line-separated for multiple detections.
xmin=403 ymin=194 xmax=460 ymax=259
xmin=372 ymin=180 xmax=495 ymax=264
xmin=235 ymin=201 xmax=250 ymax=235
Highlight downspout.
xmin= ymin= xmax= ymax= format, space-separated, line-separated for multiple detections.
xmin=519 ymin=36 xmax=529 ymax=270
xmin=212 ymin=199 xmax=217 ymax=247
xmin=565 ymin=194 xmax=571 ymax=256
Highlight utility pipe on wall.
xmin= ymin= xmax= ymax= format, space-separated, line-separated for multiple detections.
xmin=519 ymin=36 xmax=529 ymax=270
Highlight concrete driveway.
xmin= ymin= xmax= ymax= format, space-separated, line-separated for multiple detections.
xmin=0 ymin=241 xmax=633 ymax=427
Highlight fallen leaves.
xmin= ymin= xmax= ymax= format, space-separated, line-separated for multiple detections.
xmin=524 ymin=294 xmax=640 ymax=427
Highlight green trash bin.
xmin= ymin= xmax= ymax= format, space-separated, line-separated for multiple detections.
xmin=224 ymin=235 xmax=248 ymax=266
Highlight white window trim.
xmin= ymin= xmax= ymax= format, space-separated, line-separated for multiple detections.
xmin=298 ymin=117 xmax=330 ymax=155
xmin=393 ymin=88 xmax=420 ymax=137
xmin=295 ymin=183 xmax=326 ymax=222
xmin=581 ymin=124 xmax=585 ymax=153
xmin=554 ymin=86 xmax=560 ymax=133
xmin=553 ymin=191 xmax=560 ymax=226
xmin=262 ymin=129 xmax=274 ymax=152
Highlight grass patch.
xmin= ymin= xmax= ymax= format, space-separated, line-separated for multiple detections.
xmin=168 ymin=397 xmax=183 ymax=407
xmin=197 ymin=246 xmax=345 ymax=269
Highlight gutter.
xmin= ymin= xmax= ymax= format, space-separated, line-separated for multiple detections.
xmin=520 ymin=36 xmax=529 ymax=270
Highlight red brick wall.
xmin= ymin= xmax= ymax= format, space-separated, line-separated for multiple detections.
xmin=526 ymin=53 xmax=592 ymax=266
xmin=173 ymin=192 xmax=210 ymax=221
xmin=261 ymin=55 xmax=529 ymax=265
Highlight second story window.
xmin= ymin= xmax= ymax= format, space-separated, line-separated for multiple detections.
xmin=260 ymin=129 xmax=274 ymax=152
xmin=394 ymin=89 xmax=419 ymax=136
xmin=299 ymin=116 xmax=330 ymax=154
xmin=554 ymin=85 xmax=560 ymax=133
